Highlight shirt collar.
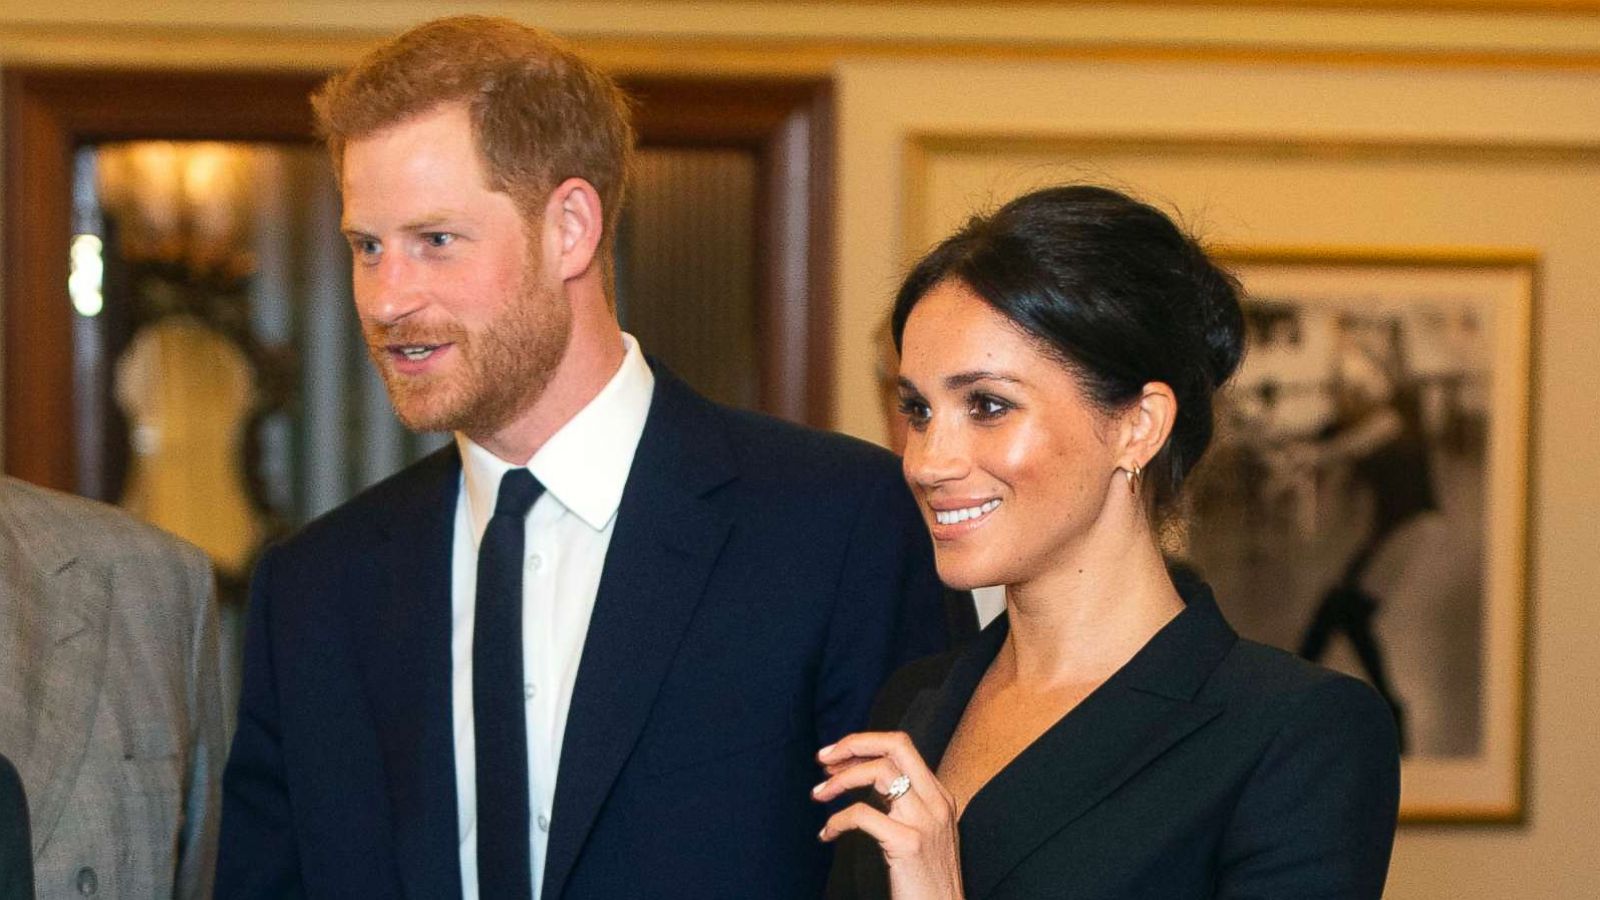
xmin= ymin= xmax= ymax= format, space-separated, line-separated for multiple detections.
xmin=457 ymin=333 xmax=655 ymax=541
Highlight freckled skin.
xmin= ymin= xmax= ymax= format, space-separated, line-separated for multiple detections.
xmin=898 ymin=281 xmax=1121 ymax=592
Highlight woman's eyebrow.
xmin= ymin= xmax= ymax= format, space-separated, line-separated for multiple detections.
xmin=944 ymin=370 xmax=1022 ymax=389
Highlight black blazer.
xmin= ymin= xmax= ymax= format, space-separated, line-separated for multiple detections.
xmin=830 ymin=584 xmax=1400 ymax=900
xmin=217 ymin=369 xmax=948 ymax=899
xmin=0 ymin=752 xmax=31 ymax=900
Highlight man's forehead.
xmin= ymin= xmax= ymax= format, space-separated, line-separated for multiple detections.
xmin=352 ymin=99 xmax=474 ymax=144
xmin=339 ymin=113 xmax=481 ymax=192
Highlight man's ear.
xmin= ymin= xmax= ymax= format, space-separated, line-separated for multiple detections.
xmin=544 ymin=177 xmax=604 ymax=282
xmin=1119 ymin=381 xmax=1178 ymax=472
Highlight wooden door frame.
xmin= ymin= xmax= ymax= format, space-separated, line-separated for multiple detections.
xmin=2 ymin=69 xmax=833 ymax=493
xmin=2 ymin=69 xmax=325 ymax=492
xmin=626 ymin=77 xmax=835 ymax=431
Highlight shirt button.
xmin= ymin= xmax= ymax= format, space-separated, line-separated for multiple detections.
xmin=524 ymin=683 xmax=537 ymax=701
xmin=527 ymin=554 xmax=544 ymax=571
xmin=537 ymin=813 xmax=550 ymax=832
xmin=76 ymin=866 xmax=98 ymax=895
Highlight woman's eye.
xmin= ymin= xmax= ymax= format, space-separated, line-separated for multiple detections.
xmin=970 ymin=394 xmax=1010 ymax=421
xmin=898 ymin=398 xmax=931 ymax=428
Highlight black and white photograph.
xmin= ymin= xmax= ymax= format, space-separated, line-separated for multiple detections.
xmin=1178 ymin=252 xmax=1533 ymax=821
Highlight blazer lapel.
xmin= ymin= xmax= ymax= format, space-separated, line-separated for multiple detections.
xmin=927 ymin=590 xmax=1238 ymax=900
xmin=902 ymin=621 xmax=1011 ymax=772
xmin=541 ymin=373 xmax=735 ymax=900
xmin=351 ymin=448 xmax=465 ymax=900
xmin=0 ymin=503 xmax=110 ymax=858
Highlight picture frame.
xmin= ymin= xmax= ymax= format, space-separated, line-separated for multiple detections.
xmin=1180 ymin=248 xmax=1534 ymax=823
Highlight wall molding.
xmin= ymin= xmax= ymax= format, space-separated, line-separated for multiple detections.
xmin=900 ymin=129 xmax=1600 ymax=261
xmin=8 ymin=19 xmax=1600 ymax=77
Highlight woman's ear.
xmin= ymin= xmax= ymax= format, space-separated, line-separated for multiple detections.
xmin=1119 ymin=381 xmax=1178 ymax=472
xmin=544 ymin=177 xmax=604 ymax=282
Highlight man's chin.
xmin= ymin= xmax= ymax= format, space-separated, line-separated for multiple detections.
xmin=391 ymin=405 xmax=462 ymax=435
xmin=386 ymin=388 xmax=472 ymax=434
xmin=390 ymin=393 xmax=519 ymax=439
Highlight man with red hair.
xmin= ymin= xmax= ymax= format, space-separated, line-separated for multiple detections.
xmin=217 ymin=16 xmax=944 ymax=900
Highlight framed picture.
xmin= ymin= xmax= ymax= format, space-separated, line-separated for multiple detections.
xmin=1178 ymin=248 xmax=1534 ymax=822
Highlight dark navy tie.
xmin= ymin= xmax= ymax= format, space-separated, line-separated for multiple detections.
xmin=475 ymin=468 xmax=543 ymax=899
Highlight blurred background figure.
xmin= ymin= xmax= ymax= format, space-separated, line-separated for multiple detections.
xmin=0 ymin=477 xmax=223 ymax=899
xmin=1284 ymin=317 xmax=1439 ymax=752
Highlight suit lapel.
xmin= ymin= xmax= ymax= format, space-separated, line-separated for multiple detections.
xmin=959 ymin=686 xmax=1222 ymax=899
xmin=351 ymin=448 xmax=465 ymax=900
xmin=909 ymin=589 xmax=1238 ymax=900
xmin=0 ymin=482 xmax=112 ymax=857
xmin=541 ymin=373 xmax=735 ymax=900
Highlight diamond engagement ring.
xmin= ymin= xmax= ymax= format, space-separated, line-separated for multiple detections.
xmin=882 ymin=774 xmax=912 ymax=803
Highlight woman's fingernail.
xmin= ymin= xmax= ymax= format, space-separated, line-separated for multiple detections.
xmin=811 ymin=781 xmax=827 ymax=796
xmin=819 ymin=743 xmax=835 ymax=757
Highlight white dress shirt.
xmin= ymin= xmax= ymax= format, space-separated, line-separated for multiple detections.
xmin=972 ymin=585 xmax=1007 ymax=629
xmin=450 ymin=334 xmax=655 ymax=900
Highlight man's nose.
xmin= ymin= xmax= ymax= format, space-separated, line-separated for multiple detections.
xmin=357 ymin=252 xmax=426 ymax=326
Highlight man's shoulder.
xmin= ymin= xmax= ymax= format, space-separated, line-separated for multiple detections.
xmin=642 ymin=380 xmax=918 ymax=544
xmin=676 ymin=389 xmax=902 ymax=490
xmin=275 ymin=443 xmax=459 ymax=557
xmin=0 ymin=476 xmax=207 ymax=575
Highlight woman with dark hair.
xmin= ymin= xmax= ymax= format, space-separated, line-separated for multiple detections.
xmin=817 ymin=186 xmax=1400 ymax=899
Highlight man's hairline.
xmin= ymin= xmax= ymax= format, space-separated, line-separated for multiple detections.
xmin=325 ymin=95 xmax=623 ymax=291
xmin=327 ymin=97 xmax=555 ymax=217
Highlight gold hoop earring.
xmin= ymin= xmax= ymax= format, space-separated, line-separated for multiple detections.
xmin=1124 ymin=463 xmax=1143 ymax=496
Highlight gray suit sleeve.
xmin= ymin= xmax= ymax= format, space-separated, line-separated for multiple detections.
xmin=173 ymin=550 xmax=224 ymax=900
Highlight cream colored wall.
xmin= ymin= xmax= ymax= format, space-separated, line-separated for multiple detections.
xmin=2 ymin=3 xmax=1598 ymax=895
xmin=837 ymin=57 xmax=1600 ymax=897
xmin=7 ymin=1 xmax=1600 ymax=72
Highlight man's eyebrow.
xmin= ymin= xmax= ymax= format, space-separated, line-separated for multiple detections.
xmin=400 ymin=214 xmax=459 ymax=231
xmin=339 ymin=213 xmax=462 ymax=235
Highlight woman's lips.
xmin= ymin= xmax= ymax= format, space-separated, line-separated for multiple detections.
xmin=927 ymin=498 xmax=1001 ymax=539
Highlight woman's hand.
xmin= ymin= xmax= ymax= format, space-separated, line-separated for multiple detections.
xmin=814 ymin=731 xmax=964 ymax=900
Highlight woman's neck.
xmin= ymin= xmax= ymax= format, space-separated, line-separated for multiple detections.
xmin=997 ymin=520 xmax=1184 ymax=688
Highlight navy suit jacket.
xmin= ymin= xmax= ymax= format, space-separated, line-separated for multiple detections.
xmin=217 ymin=370 xmax=947 ymax=899
xmin=829 ymin=584 xmax=1400 ymax=900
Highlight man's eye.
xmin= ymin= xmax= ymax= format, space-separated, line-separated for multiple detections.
xmin=423 ymin=232 xmax=456 ymax=248
xmin=351 ymin=238 xmax=381 ymax=258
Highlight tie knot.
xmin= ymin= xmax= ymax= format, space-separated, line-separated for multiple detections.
xmin=493 ymin=468 xmax=543 ymax=519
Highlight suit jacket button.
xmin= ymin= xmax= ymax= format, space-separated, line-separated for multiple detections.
xmin=75 ymin=866 xmax=98 ymax=895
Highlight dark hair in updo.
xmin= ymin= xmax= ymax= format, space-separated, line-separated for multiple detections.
xmin=891 ymin=184 xmax=1245 ymax=515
